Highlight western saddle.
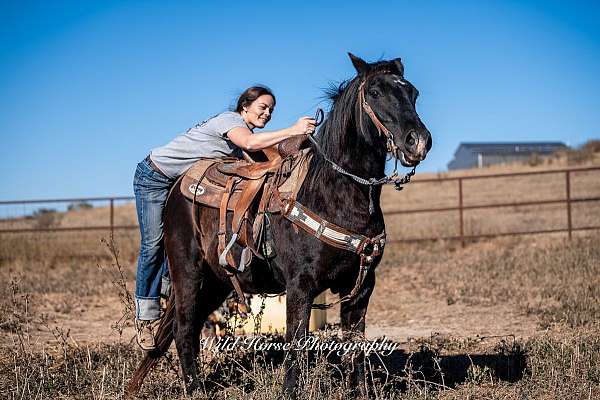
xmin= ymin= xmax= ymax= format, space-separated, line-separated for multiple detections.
xmin=178 ymin=136 xmax=311 ymax=304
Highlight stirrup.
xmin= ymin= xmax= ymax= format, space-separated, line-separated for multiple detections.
xmin=218 ymin=233 xmax=238 ymax=267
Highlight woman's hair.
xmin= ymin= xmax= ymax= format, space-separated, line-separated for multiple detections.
xmin=235 ymin=86 xmax=276 ymax=113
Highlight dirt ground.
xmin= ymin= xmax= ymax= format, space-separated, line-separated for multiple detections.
xmin=6 ymin=238 xmax=543 ymax=352
xmin=21 ymin=279 xmax=539 ymax=349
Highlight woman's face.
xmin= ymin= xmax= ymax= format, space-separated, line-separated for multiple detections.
xmin=242 ymin=94 xmax=275 ymax=129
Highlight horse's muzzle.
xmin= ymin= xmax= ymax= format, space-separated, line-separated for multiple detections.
xmin=401 ymin=130 xmax=431 ymax=165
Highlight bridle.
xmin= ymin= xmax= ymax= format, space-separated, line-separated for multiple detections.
xmin=307 ymin=73 xmax=417 ymax=214
xmin=357 ymin=78 xmax=401 ymax=157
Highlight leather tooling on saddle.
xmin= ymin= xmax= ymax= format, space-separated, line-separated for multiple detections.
xmin=180 ymin=148 xmax=312 ymax=263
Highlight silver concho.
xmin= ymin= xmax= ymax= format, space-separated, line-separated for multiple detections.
xmin=188 ymin=184 xmax=205 ymax=195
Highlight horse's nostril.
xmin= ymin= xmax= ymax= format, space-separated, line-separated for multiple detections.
xmin=405 ymin=131 xmax=417 ymax=148
xmin=426 ymin=135 xmax=432 ymax=151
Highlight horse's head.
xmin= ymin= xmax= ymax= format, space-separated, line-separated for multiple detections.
xmin=349 ymin=53 xmax=432 ymax=167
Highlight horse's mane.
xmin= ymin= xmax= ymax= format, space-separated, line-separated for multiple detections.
xmin=317 ymin=78 xmax=359 ymax=161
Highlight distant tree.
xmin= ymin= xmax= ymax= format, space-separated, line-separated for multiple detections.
xmin=32 ymin=208 xmax=56 ymax=217
xmin=67 ymin=201 xmax=93 ymax=211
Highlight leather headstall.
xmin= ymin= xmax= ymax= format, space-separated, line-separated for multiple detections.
xmin=358 ymin=73 xmax=401 ymax=157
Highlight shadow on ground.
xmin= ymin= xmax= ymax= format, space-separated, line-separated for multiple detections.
xmin=199 ymin=342 xmax=527 ymax=393
xmin=371 ymin=348 xmax=527 ymax=389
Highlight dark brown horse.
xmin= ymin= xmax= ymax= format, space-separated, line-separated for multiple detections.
xmin=127 ymin=53 xmax=431 ymax=397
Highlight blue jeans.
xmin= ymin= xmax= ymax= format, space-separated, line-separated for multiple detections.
xmin=133 ymin=158 xmax=175 ymax=320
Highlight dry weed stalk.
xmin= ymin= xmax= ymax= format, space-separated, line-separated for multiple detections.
xmin=98 ymin=233 xmax=135 ymax=338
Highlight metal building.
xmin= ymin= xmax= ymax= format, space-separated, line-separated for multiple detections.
xmin=447 ymin=142 xmax=568 ymax=170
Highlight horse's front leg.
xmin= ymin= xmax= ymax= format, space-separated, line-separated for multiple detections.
xmin=283 ymin=285 xmax=313 ymax=397
xmin=340 ymin=269 xmax=376 ymax=397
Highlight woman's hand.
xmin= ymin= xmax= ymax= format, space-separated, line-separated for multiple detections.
xmin=292 ymin=116 xmax=317 ymax=136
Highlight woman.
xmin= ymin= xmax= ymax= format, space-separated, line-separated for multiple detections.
xmin=133 ymin=86 xmax=316 ymax=350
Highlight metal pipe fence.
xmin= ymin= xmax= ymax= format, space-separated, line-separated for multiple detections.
xmin=385 ymin=166 xmax=600 ymax=244
xmin=1 ymin=166 xmax=599 ymax=243
xmin=0 ymin=196 xmax=136 ymax=233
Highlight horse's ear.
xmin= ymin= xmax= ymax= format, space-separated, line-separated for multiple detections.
xmin=348 ymin=53 xmax=370 ymax=75
xmin=393 ymin=57 xmax=404 ymax=76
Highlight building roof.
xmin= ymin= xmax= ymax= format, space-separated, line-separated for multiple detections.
xmin=457 ymin=142 xmax=568 ymax=155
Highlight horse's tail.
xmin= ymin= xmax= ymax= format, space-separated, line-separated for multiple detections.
xmin=125 ymin=292 xmax=176 ymax=398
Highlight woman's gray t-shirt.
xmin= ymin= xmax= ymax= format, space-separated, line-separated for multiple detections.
xmin=150 ymin=111 xmax=249 ymax=179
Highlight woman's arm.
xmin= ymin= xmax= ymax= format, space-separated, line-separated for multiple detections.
xmin=227 ymin=117 xmax=316 ymax=152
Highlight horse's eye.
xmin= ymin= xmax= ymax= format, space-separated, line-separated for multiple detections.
xmin=368 ymin=89 xmax=380 ymax=98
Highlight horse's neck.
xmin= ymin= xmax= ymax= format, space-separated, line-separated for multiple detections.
xmin=298 ymin=136 xmax=386 ymax=235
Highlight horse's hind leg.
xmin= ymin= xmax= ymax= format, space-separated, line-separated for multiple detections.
xmin=172 ymin=258 xmax=230 ymax=395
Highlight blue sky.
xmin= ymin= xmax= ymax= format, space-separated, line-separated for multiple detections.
xmin=1 ymin=0 xmax=599 ymax=200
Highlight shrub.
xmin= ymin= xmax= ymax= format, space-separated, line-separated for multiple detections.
xmin=32 ymin=208 xmax=61 ymax=229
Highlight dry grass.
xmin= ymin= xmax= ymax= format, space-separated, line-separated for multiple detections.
xmin=401 ymin=235 xmax=600 ymax=328
xmin=0 ymin=230 xmax=139 ymax=265
xmin=1 ymin=327 xmax=598 ymax=399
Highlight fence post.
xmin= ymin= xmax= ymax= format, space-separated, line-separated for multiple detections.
xmin=566 ymin=171 xmax=572 ymax=239
xmin=110 ymin=198 xmax=114 ymax=233
xmin=458 ymin=178 xmax=464 ymax=247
